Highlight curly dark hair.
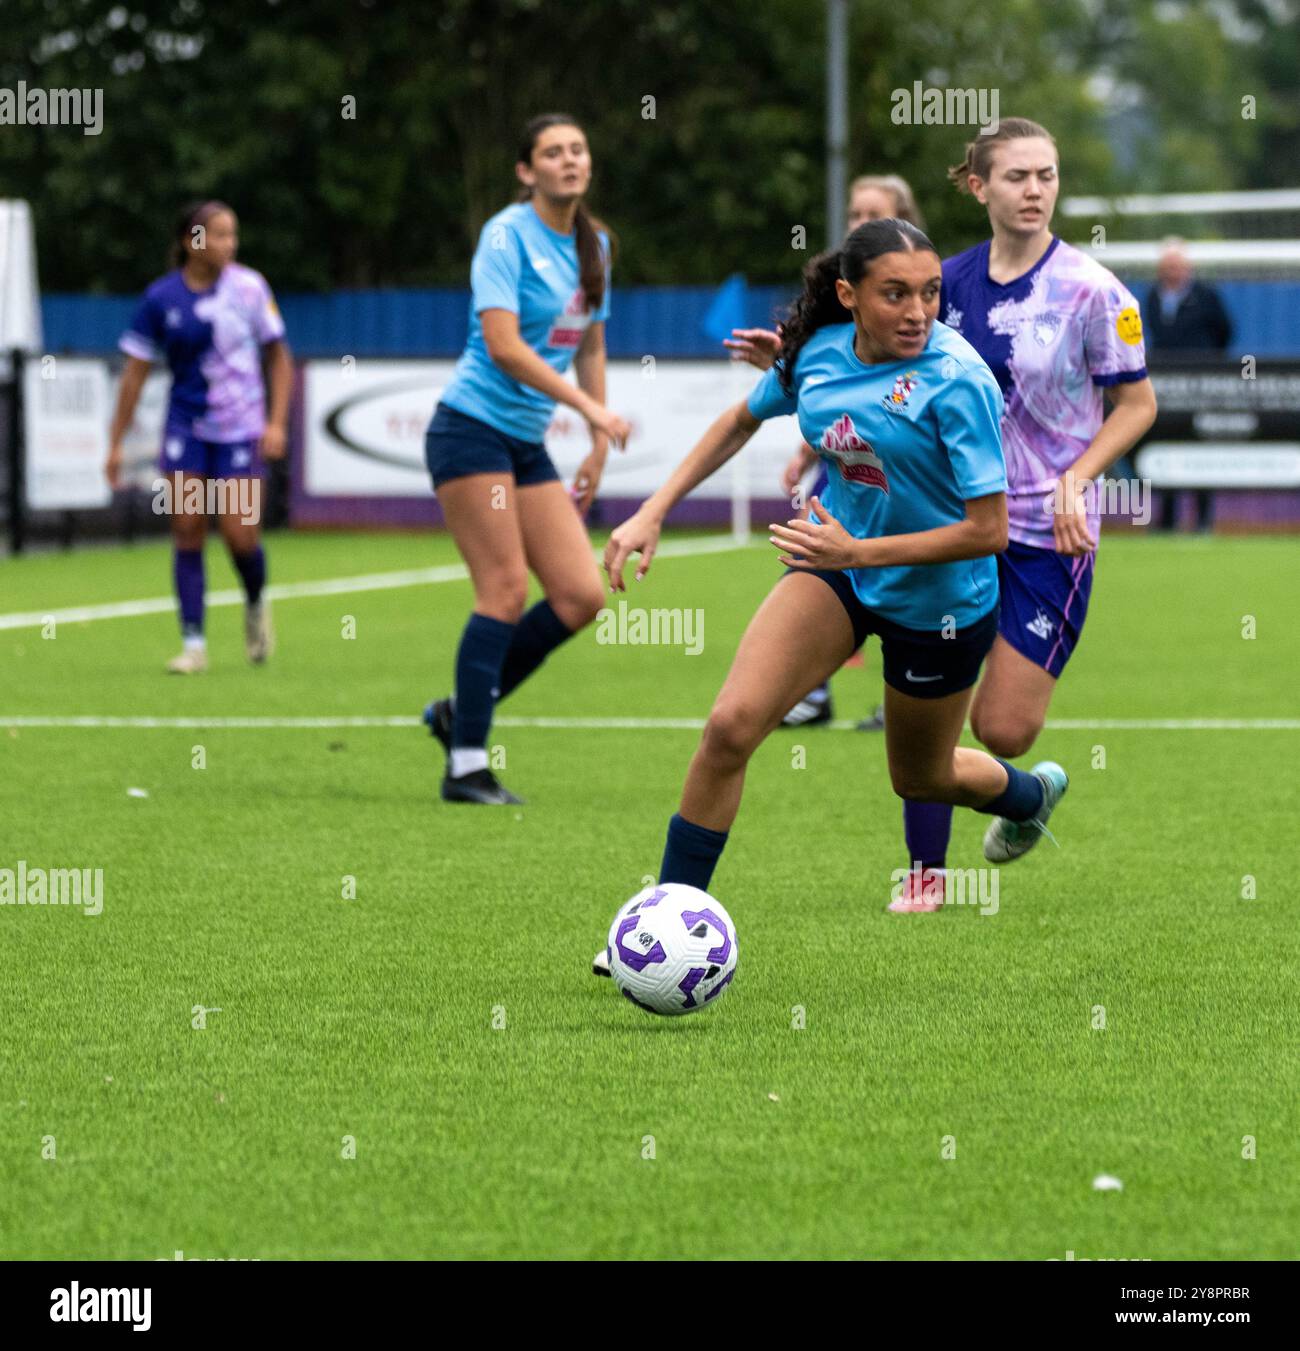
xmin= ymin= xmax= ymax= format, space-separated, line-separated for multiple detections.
xmin=777 ymin=218 xmax=938 ymax=396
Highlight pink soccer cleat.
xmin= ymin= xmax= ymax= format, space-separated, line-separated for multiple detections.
xmin=887 ymin=867 xmax=947 ymax=914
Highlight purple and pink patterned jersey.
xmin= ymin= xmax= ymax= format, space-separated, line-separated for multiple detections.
xmin=940 ymin=236 xmax=1147 ymax=549
xmin=120 ymin=261 xmax=286 ymax=444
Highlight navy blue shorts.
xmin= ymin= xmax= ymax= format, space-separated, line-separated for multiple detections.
xmin=786 ymin=567 xmax=999 ymax=699
xmin=160 ymin=425 xmax=261 ymax=478
xmin=997 ymin=539 xmax=1094 ymax=678
xmin=424 ymin=402 xmax=560 ymax=490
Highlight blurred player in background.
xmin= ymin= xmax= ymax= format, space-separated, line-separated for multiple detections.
xmin=889 ymin=117 xmax=1157 ymax=912
xmin=594 ymin=219 xmax=1069 ymax=975
xmin=106 ymin=200 xmax=291 ymax=673
xmin=725 ymin=174 xmax=926 ymax=730
xmin=421 ymin=113 xmax=631 ymax=805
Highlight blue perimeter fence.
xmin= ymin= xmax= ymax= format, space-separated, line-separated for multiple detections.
xmin=40 ymin=281 xmax=1300 ymax=359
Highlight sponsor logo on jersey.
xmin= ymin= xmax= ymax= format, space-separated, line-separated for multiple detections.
xmin=1026 ymin=608 xmax=1055 ymax=640
xmin=820 ymin=413 xmax=888 ymax=492
xmin=546 ymin=286 xmax=591 ymax=349
xmin=165 ymin=307 xmax=182 ymax=329
xmin=883 ymin=369 xmax=919 ymax=411
xmin=943 ymin=305 xmax=963 ymax=329
xmin=1116 ymin=305 xmax=1143 ymax=346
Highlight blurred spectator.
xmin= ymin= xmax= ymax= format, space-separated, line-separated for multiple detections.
xmin=1143 ymin=239 xmax=1232 ymax=532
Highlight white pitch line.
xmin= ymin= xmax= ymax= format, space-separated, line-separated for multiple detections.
xmin=0 ymin=533 xmax=756 ymax=632
xmin=1 ymin=716 xmax=1297 ymax=731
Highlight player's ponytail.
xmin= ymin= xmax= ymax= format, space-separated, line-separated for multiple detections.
xmin=947 ymin=117 xmax=1056 ymax=194
xmin=572 ymin=201 xmax=613 ymax=313
xmin=776 ymin=250 xmax=849 ymax=397
xmin=517 ymin=112 xmax=616 ymax=313
xmin=777 ymin=218 xmax=938 ymax=396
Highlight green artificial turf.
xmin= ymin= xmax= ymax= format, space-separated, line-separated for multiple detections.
xmin=0 ymin=529 xmax=1296 ymax=1258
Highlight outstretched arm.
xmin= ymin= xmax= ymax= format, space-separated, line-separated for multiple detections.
xmin=604 ymin=399 xmax=761 ymax=590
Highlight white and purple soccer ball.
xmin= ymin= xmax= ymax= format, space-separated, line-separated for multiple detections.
xmin=606 ymin=883 xmax=738 ymax=1016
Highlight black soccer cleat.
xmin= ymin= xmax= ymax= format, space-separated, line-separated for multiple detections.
xmin=440 ymin=767 xmax=524 ymax=806
xmin=422 ymin=698 xmax=453 ymax=752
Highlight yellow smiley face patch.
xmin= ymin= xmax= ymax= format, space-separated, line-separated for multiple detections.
xmin=1116 ymin=306 xmax=1143 ymax=346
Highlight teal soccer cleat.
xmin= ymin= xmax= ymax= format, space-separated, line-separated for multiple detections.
xmin=983 ymin=761 xmax=1069 ymax=863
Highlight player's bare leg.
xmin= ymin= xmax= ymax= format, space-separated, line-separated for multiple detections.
xmin=679 ymin=572 xmax=857 ymax=831
xmin=515 ymin=479 xmax=605 ymax=633
xmin=596 ymin=571 xmax=855 ymax=976
xmin=969 ymin=635 xmax=1058 ymax=759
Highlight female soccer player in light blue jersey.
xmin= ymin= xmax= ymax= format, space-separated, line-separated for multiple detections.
xmin=107 ymin=200 xmax=292 ymax=674
xmin=593 ymin=219 xmax=1068 ymax=973
xmin=727 ymin=173 xmax=927 ymax=731
xmin=421 ymin=113 xmax=631 ymax=805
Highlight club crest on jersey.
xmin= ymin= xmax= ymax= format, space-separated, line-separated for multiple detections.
xmin=546 ymin=286 xmax=592 ymax=350
xmin=883 ymin=370 xmax=919 ymax=411
xmin=821 ymin=414 xmax=888 ymax=492
xmin=1032 ymin=312 xmax=1062 ymax=346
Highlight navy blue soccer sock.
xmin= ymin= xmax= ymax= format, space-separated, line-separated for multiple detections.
xmin=451 ymin=612 xmax=515 ymax=750
xmin=495 ymin=600 xmax=575 ymax=702
xmin=231 ymin=545 xmax=266 ymax=606
xmin=974 ymin=758 xmax=1045 ymax=822
xmin=174 ymin=548 xmax=205 ymax=638
xmin=659 ymin=812 xmax=730 ymax=892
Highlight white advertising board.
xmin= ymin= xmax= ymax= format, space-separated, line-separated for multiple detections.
xmin=303 ymin=359 xmax=804 ymax=500
xmin=23 ymin=357 xmax=111 ymax=510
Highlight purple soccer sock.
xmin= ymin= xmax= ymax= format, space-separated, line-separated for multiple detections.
xmin=173 ymin=548 xmax=205 ymax=638
xmin=232 ymin=545 xmax=266 ymax=605
xmin=903 ymin=799 xmax=953 ymax=871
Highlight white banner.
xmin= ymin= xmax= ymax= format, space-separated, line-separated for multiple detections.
xmin=0 ymin=200 xmax=42 ymax=359
xmin=303 ymin=359 xmax=804 ymax=499
xmin=1135 ymin=442 xmax=1300 ymax=489
xmin=118 ymin=369 xmax=172 ymax=489
xmin=23 ymin=357 xmax=112 ymax=510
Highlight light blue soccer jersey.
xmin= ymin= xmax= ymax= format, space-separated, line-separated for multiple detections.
xmin=748 ymin=320 xmax=1007 ymax=630
xmin=438 ymin=201 xmax=612 ymax=443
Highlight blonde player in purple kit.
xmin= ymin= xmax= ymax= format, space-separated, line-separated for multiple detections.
xmin=891 ymin=118 xmax=1158 ymax=912
xmin=107 ymin=200 xmax=292 ymax=674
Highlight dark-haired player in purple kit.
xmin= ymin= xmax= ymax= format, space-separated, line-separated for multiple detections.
xmin=107 ymin=200 xmax=292 ymax=673
xmin=890 ymin=117 xmax=1158 ymax=911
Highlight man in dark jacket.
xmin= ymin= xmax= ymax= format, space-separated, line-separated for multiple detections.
xmin=1143 ymin=240 xmax=1233 ymax=530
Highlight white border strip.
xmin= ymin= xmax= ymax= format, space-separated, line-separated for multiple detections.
xmin=1 ymin=716 xmax=1296 ymax=731
xmin=0 ymin=534 xmax=756 ymax=631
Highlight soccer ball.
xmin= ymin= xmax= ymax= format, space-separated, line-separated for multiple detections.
xmin=606 ymin=883 xmax=739 ymax=1016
